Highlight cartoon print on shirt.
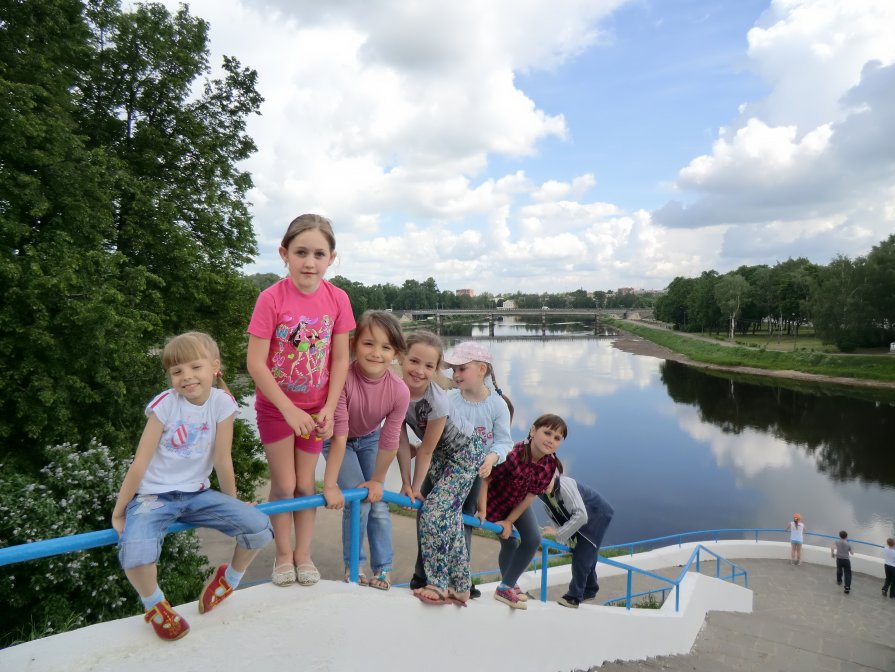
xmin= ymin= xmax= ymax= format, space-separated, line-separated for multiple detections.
xmin=411 ymin=398 xmax=431 ymax=434
xmin=270 ymin=312 xmax=333 ymax=393
xmin=306 ymin=315 xmax=332 ymax=378
xmin=160 ymin=421 xmax=210 ymax=458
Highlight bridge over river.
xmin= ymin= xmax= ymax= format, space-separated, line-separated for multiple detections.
xmin=402 ymin=307 xmax=651 ymax=336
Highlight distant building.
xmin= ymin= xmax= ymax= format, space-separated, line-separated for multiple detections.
xmin=617 ymin=287 xmax=635 ymax=295
xmin=500 ymin=299 xmax=516 ymax=309
xmin=455 ymin=288 xmax=475 ymax=297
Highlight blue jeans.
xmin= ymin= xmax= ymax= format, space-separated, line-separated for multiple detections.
xmin=117 ymin=489 xmax=273 ymax=570
xmin=566 ymin=510 xmax=613 ymax=600
xmin=324 ymin=430 xmax=393 ymax=572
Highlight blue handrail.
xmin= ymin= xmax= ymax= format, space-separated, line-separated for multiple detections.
xmin=600 ymin=528 xmax=884 ymax=555
xmin=12 ymin=489 xmax=885 ymax=614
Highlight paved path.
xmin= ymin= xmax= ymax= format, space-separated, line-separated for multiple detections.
xmin=587 ymin=558 xmax=895 ymax=672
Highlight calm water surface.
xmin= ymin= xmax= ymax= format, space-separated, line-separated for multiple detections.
xmin=243 ymin=317 xmax=895 ymax=550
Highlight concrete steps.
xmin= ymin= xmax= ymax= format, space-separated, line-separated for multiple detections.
xmin=588 ymin=559 xmax=895 ymax=672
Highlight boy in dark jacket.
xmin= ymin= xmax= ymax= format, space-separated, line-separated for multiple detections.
xmin=540 ymin=464 xmax=614 ymax=608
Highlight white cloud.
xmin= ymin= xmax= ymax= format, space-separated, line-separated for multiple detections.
xmin=156 ymin=0 xmax=895 ymax=292
xmin=654 ymin=1 xmax=895 ymax=271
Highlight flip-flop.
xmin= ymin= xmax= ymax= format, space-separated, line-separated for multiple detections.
xmin=446 ymin=594 xmax=468 ymax=607
xmin=343 ymin=567 xmax=369 ymax=586
xmin=413 ymin=586 xmax=449 ymax=605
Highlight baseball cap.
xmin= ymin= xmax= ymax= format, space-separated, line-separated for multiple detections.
xmin=442 ymin=341 xmax=492 ymax=367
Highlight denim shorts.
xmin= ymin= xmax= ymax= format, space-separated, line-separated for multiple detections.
xmin=118 ymin=489 xmax=273 ymax=569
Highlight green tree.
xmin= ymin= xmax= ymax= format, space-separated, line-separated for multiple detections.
xmin=714 ymin=274 xmax=750 ymax=341
xmin=655 ymin=277 xmax=695 ymax=329
xmin=686 ymin=271 xmax=720 ymax=333
xmin=246 ymin=272 xmax=282 ymax=291
xmin=863 ymin=234 xmax=895 ymax=343
xmin=0 ymin=0 xmax=156 ymax=462
xmin=0 ymin=0 xmax=265 ymax=640
xmin=810 ymin=255 xmax=870 ymax=351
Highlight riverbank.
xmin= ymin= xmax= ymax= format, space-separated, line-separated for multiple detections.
xmin=609 ymin=319 xmax=895 ymax=390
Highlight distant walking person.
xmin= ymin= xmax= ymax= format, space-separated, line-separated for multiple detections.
xmin=881 ymin=538 xmax=895 ymax=598
xmin=832 ymin=530 xmax=854 ymax=594
xmin=786 ymin=513 xmax=805 ymax=565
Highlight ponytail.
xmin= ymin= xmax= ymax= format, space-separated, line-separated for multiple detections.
xmin=487 ymin=364 xmax=514 ymax=420
xmin=215 ymin=371 xmax=232 ymax=396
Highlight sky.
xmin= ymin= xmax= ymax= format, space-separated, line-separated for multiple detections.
xmin=158 ymin=0 xmax=895 ymax=294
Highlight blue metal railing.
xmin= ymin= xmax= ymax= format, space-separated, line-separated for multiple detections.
xmin=599 ymin=528 xmax=884 ymax=556
xmin=25 ymin=489 xmax=887 ymax=612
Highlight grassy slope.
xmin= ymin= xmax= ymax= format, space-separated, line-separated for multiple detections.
xmin=609 ymin=320 xmax=895 ymax=383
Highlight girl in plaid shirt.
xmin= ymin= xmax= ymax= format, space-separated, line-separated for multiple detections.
xmin=476 ymin=413 xmax=566 ymax=609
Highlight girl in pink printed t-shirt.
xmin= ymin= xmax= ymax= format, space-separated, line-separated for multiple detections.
xmin=246 ymin=214 xmax=355 ymax=587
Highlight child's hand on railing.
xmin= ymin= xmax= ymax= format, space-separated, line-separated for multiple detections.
xmin=496 ymin=520 xmax=513 ymax=539
xmin=322 ymin=483 xmax=344 ymax=510
xmin=360 ymin=480 xmax=383 ymax=503
xmin=111 ymin=511 xmax=125 ymax=535
xmin=475 ymin=508 xmax=487 ymax=525
xmin=399 ymin=483 xmax=417 ymax=508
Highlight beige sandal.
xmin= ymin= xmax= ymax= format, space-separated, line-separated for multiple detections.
xmin=369 ymin=568 xmax=391 ymax=591
xmin=343 ymin=567 xmax=369 ymax=586
xmin=272 ymin=562 xmax=296 ymax=587
xmin=296 ymin=562 xmax=320 ymax=586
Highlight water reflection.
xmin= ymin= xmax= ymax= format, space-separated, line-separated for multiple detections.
xmin=660 ymin=361 xmax=895 ymax=489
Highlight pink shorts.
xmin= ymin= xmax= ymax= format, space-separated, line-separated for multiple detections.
xmin=255 ymin=399 xmax=325 ymax=454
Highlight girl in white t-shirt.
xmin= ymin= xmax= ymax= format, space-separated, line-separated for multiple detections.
xmin=113 ymin=332 xmax=273 ymax=641
xmin=785 ymin=513 xmax=805 ymax=565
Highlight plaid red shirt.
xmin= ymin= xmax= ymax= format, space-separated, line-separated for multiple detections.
xmin=486 ymin=441 xmax=558 ymax=522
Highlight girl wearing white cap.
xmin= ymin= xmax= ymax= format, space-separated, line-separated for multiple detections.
xmin=408 ymin=341 xmax=514 ymax=597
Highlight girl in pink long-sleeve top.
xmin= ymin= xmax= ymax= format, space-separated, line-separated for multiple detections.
xmin=324 ymin=310 xmax=410 ymax=589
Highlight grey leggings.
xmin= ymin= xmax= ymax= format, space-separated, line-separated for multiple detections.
xmin=497 ymin=506 xmax=541 ymax=588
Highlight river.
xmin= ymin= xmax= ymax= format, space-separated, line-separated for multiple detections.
xmin=240 ymin=316 xmax=895 ymax=549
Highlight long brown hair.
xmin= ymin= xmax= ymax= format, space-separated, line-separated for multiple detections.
xmin=281 ymin=213 xmax=336 ymax=252
xmin=522 ymin=413 xmax=568 ymax=462
xmin=405 ymin=331 xmax=444 ymax=366
xmin=352 ymin=310 xmax=407 ymax=356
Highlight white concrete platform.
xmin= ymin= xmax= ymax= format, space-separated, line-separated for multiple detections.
xmin=1 ymin=541 xmax=771 ymax=672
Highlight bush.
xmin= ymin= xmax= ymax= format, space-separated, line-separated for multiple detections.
xmin=0 ymin=441 xmax=207 ymax=646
